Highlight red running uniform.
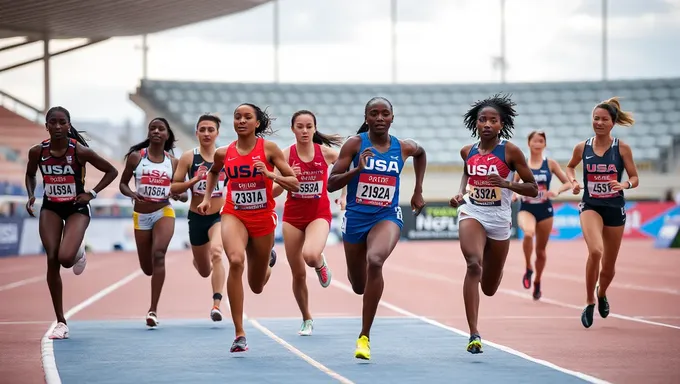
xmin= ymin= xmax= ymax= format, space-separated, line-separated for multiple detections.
xmin=220 ymin=138 xmax=277 ymax=237
xmin=282 ymin=143 xmax=332 ymax=231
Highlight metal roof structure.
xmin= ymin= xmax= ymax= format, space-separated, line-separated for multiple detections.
xmin=0 ymin=0 xmax=271 ymax=39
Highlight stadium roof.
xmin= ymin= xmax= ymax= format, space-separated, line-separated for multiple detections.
xmin=0 ymin=0 xmax=271 ymax=39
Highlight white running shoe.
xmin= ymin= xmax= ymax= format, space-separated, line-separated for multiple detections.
xmin=298 ymin=319 xmax=314 ymax=336
xmin=146 ymin=311 xmax=159 ymax=327
xmin=49 ymin=322 xmax=69 ymax=339
xmin=210 ymin=306 xmax=223 ymax=322
xmin=72 ymin=242 xmax=87 ymax=275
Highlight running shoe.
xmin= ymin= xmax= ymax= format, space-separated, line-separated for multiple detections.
xmin=532 ymin=282 xmax=542 ymax=300
xmin=467 ymin=334 xmax=483 ymax=354
xmin=522 ymin=268 xmax=533 ymax=289
xmin=354 ymin=335 xmax=370 ymax=360
xmin=72 ymin=243 xmax=87 ymax=275
xmin=298 ymin=319 xmax=314 ymax=336
xmin=269 ymin=249 xmax=277 ymax=268
xmin=596 ymin=285 xmax=609 ymax=318
xmin=49 ymin=322 xmax=69 ymax=339
xmin=230 ymin=336 xmax=248 ymax=353
xmin=315 ymin=253 xmax=332 ymax=288
xmin=146 ymin=311 xmax=159 ymax=327
xmin=210 ymin=306 xmax=223 ymax=322
xmin=581 ymin=304 xmax=595 ymax=328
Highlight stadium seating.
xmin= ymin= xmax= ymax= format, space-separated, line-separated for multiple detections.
xmin=136 ymin=78 xmax=680 ymax=169
xmin=0 ymin=107 xmax=125 ymax=199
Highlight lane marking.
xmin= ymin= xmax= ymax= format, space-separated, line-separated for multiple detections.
xmin=245 ymin=313 xmax=355 ymax=384
xmin=42 ymin=269 xmax=145 ymax=384
xmin=387 ymin=263 xmax=680 ymax=331
xmin=329 ymin=279 xmax=610 ymax=384
xmin=0 ymin=276 xmax=45 ymax=292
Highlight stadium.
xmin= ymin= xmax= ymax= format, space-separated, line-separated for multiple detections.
xmin=1 ymin=0 xmax=679 ymax=383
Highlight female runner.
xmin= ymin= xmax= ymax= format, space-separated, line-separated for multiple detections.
xmin=119 ymin=117 xmax=187 ymax=327
xmin=170 ymin=114 xmax=228 ymax=321
xmin=327 ymin=97 xmax=427 ymax=360
xmin=25 ymin=106 xmax=118 ymax=339
xmin=565 ymin=97 xmax=638 ymax=329
xmin=513 ymin=131 xmax=572 ymax=300
xmin=271 ymin=109 xmax=346 ymax=336
xmin=449 ymin=94 xmax=538 ymax=354
xmin=197 ymin=103 xmax=300 ymax=353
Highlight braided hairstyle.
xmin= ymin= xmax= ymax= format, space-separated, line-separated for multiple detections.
xmin=463 ymin=93 xmax=517 ymax=140
xmin=238 ymin=103 xmax=276 ymax=137
xmin=357 ymin=97 xmax=394 ymax=134
xmin=46 ymin=106 xmax=89 ymax=147
xmin=291 ymin=110 xmax=344 ymax=147
xmin=125 ymin=117 xmax=176 ymax=159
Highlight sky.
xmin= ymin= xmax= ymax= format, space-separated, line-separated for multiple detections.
xmin=1 ymin=0 xmax=679 ymax=126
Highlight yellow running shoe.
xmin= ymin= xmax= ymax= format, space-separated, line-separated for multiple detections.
xmin=355 ymin=335 xmax=370 ymax=360
xmin=467 ymin=334 xmax=483 ymax=354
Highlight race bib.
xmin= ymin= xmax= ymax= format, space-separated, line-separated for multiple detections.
xmin=523 ymin=184 xmax=548 ymax=204
xmin=356 ymin=173 xmax=396 ymax=207
xmin=138 ymin=175 xmax=171 ymax=202
xmin=193 ymin=173 xmax=226 ymax=198
xmin=469 ymin=185 xmax=501 ymax=206
xmin=44 ymin=175 xmax=77 ymax=202
xmin=292 ymin=180 xmax=323 ymax=199
xmin=587 ymin=173 xmax=617 ymax=198
xmin=231 ymin=180 xmax=267 ymax=210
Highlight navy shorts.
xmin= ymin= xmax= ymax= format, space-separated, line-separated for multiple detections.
xmin=578 ymin=201 xmax=626 ymax=227
xmin=519 ymin=202 xmax=554 ymax=223
xmin=188 ymin=210 xmax=221 ymax=246
xmin=341 ymin=206 xmax=404 ymax=244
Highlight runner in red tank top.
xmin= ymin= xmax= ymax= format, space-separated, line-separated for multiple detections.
xmin=197 ymin=103 xmax=300 ymax=353
xmin=272 ymin=110 xmax=346 ymax=336
xmin=24 ymin=106 xmax=118 ymax=340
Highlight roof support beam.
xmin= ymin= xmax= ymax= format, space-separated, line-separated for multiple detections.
xmin=0 ymin=37 xmax=109 ymax=73
xmin=0 ymin=37 xmax=39 ymax=52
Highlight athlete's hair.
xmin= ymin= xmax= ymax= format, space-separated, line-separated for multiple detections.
xmin=463 ymin=93 xmax=517 ymax=140
xmin=46 ymin=106 xmax=89 ymax=147
xmin=528 ymin=130 xmax=546 ymax=144
xmin=357 ymin=97 xmax=394 ymax=134
xmin=291 ymin=110 xmax=344 ymax=147
xmin=237 ymin=103 xmax=275 ymax=137
xmin=125 ymin=117 xmax=176 ymax=159
xmin=196 ymin=113 xmax=221 ymax=130
xmin=595 ymin=97 xmax=635 ymax=127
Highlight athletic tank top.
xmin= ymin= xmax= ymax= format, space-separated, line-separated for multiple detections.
xmin=188 ymin=147 xmax=228 ymax=198
xmin=521 ymin=157 xmax=552 ymax=205
xmin=222 ymin=137 xmax=275 ymax=212
xmin=346 ymin=133 xmax=404 ymax=215
xmin=39 ymin=138 xmax=85 ymax=203
xmin=133 ymin=148 xmax=174 ymax=203
xmin=464 ymin=139 xmax=515 ymax=215
xmin=284 ymin=143 xmax=331 ymax=216
xmin=582 ymin=136 xmax=625 ymax=208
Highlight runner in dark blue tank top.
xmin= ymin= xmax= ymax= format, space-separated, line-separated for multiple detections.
xmin=513 ymin=131 xmax=572 ymax=300
xmin=327 ymin=97 xmax=427 ymax=360
xmin=566 ymin=97 xmax=639 ymax=329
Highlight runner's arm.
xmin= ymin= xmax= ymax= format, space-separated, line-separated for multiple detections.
xmin=170 ymin=157 xmax=188 ymax=202
xmin=24 ymin=145 xmax=41 ymax=200
xmin=327 ymin=136 xmax=362 ymax=193
xmin=77 ymin=143 xmax=119 ymax=195
xmin=505 ymin=143 xmax=538 ymax=197
xmin=565 ymin=141 xmax=585 ymax=186
xmin=548 ymin=158 xmax=573 ymax=194
xmin=171 ymin=150 xmax=199 ymax=194
xmin=266 ymin=141 xmax=300 ymax=192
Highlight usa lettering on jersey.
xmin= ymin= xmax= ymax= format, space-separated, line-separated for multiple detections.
xmin=41 ymin=165 xmax=77 ymax=203
xmin=467 ymin=164 xmax=499 ymax=176
xmin=364 ymin=158 xmax=400 ymax=173
xmin=586 ymin=164 xmax=618 ymax=173
xmin=225 ymin=165 xmax=263 ymax=179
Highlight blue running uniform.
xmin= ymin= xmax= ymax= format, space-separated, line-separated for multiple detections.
xmin=342 ymin=133 xmax=404 ymax=243
xmin=519 ymin=157 xmax=554 ymax=223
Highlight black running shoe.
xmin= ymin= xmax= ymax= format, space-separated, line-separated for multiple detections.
xmin=532 ymin=282 xmax=542 ymax=300
xmin=522 ymin=269 xmax=533 ymax=289
xmin=581 ymin=304 xmax=595 ymax=328
xmin=596 ymin=285 xmax=610 ymax=318
xmin=269 ymin=249 xmax=277 ymax=268
xmin=230 ymin=336 xmax=248 ymax=353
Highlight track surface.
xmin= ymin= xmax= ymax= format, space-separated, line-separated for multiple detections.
xmin=1 ymin=239 xmax=679 ymax=383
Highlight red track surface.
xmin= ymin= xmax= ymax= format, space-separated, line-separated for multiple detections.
xmin=1 ymin=239 xmax=679 ymax=384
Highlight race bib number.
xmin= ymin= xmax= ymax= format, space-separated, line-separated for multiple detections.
xmin=193 ymin=173 xmax=226 ymax=198
xmin=231 ymin=180 xmax=267 ymax=210
xmin=356 ymin=173 xmax=396 ymax=207
xmin=587 ymin=174 xmax=617 ymax=198
xmin=292 ymin=181 xmax=323 ymax=199
xmin=138 ymin=176 xmax=171 ymax=202
xmin=469 ymin=185 xmax=501 ymax=206
xmin=523 ymin=184 xmax=548 ymax=204
xmin=44 ymin=175 xmax=77 ymax=202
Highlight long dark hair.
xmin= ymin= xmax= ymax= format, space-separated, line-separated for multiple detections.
xmin=125 ymin=117 xmax=176 ymax=159
xmin=238 ymin=103 xmax=275 ymax=137
xmin=357 ymin=97 xmax=393 ymax=134
xmin=46 ymin=106 xmax=89 ymax=147
xmin=291 ymin=110 xmax=343 ymax=147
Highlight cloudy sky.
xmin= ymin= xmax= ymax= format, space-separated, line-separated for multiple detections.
xmin=1 ymin=0 xmax=679 ymax=125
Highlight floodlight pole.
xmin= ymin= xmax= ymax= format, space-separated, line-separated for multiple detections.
xmin=391 ymin=0 xmax=397 ymax=84
xmin=142 ymin=34 xmax=149 ymax=80
xmin=602 ymin=0 xmax=608 ymax=82
xmin=43 ymin=36 xmax=50 ymax=113
xmin=273 ymin=0 xmax=280 ymax=83
xmin=500 ymin=0 xmax=506 ymax=84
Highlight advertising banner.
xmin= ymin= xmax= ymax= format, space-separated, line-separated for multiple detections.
xmin=0 ymin=217 xmax=23 ymax=257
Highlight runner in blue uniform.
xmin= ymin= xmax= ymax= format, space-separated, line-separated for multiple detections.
xmin=327 ymin=97 xmax=427 ymax=360
xmin=565 ymin=97 xmax=639 ymax=329
xmin=513 ymin=131 xmax=572 ymax=300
